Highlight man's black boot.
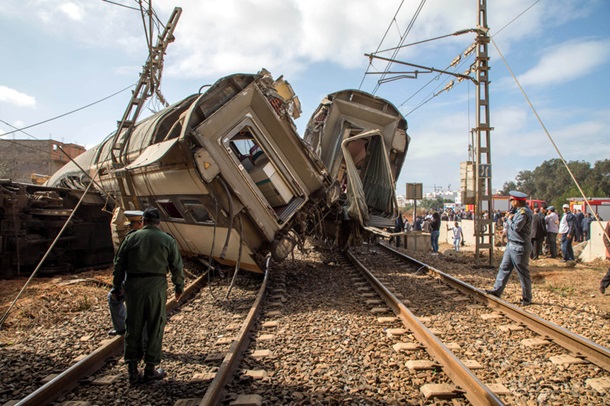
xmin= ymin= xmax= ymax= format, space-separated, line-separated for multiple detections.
xmin=143 ymin=364 xmax=167 ymax=383
xmin=128 ymin=362 xmax=140 ymax=385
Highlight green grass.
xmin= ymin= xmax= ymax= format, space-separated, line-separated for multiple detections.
xmin=543 ymin=283 xmax=576 ymax=297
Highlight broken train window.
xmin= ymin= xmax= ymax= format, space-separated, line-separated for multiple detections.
xmin=182 ymin=199 xmax=213 ymax=224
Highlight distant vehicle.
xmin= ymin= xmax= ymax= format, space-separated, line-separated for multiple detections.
xmin=568 ymin=198 xmax=610 ymax=220
xmin=492 ymin=195 xmax=545 ymax=213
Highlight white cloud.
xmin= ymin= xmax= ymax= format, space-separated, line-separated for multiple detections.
xmin=59 ymin=2 xmax=84 ymax=21
xmin=0 ymin=86 xmax=36 ymax=107
xmin=518 ymin=39 xmax=610 ymax=87
xmin=5 ymin=0 xmax=601 ymax=82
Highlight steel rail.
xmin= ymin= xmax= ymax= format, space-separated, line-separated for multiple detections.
xmin=346 ymin=250 xmax=504 ymax=405
xmin=15 ymin=273 xmax=208 ymax=406
xmin=380 ymin=244 xmax=610 ymax=372
xmin=199 ymin=257 xmax=270 ymax=406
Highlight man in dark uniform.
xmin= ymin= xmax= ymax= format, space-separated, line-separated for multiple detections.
xmin=599 ymin=221 xmax=610 ymax=294
xmin=486 ymin=191 xmax=533 ymax=306
xmin=530 ymin=208 xmax=546 ymax=260
xmin=113 ymin=207 xmax=184 ymax=384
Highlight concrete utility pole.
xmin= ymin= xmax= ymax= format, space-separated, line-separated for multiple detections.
xmin=473 ymin=0 xmax=494 ymax=264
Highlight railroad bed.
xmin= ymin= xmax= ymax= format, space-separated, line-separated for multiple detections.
xmin=352 ymin=244 xmax=610 ymax=404
xmin=2 ymin=242 xmax=610 ymax=405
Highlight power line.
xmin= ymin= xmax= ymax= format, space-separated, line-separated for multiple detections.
xmin=358 ymin=0 xmax=405 ymax=90
xmin=492 ymin=0 xmax=541 ymax=37
xmin=372 ymin=0 xmax=427 ymax=95
xmin=0 ymin=119 xmax=67 ymax=156
xmin=394 ymin=0 xmax=542 ymax=117
xmin=100 ymin=0 xmax=140 ymax=12
xmin=0 ymin=84 xmax=135 ymax=138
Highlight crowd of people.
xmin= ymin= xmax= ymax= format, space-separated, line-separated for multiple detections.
xmin=108 ymin=198 xmax=607 ymax=383
xmin=391 ymin=193 xmax=609 ymax=307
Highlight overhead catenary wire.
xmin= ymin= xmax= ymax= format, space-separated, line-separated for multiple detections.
xmin=358 ymin=0 xmax=405 ymax=90
xmin=0 ymin=84 xmax=135 ymax=139
xmin=490 ymin=37 xmax=609 ymax=245
xmin=0 ymin=119 xmax=66 ymax=156
xmin=378 ymin=0 xmax=541 ymax=117
xmin=101 ymin=0 xmax=140 ymax=11
xmin=370 ymin=0 xmax=427 ymax=95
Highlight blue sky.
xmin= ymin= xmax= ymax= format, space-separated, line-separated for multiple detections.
xmin=1 ymin=0 xmax=609 ymax=195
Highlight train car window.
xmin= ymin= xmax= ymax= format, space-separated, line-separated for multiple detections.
xmin=182 ymin=199 xmax=213 ymax=223
xmin=156 ymin=199 xmax=183 ymax=219
xmin=231 ymin=138 xmax=257 ymax=160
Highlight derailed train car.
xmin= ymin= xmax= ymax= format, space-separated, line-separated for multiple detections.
xmin=45 ymin=71 xmax=339 ymax=274
xmin=0 ymin=181 xmax=114 ymax=278
xmin=2 ymin=70 xmax=408 ymax=278
xmin=304 ymin=89 xmax=409 ymax=247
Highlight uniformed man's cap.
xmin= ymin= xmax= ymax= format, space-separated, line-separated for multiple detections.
xmin=124 ymin=210 xmax=143 ymax=220
xmin=547 ymin=206 xmax=555 ymax=211
xmin=562 ymin=204 xmax=570 ymax=209
xmin=143 ymin=207 xmax=161 ymax=220
xmin=123 ymin=210 xmax=143 ymax=226
xmin=508 ymin=191 xmax=528 ymax=201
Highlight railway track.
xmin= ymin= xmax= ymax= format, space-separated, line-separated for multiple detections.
xmin=349 ymin=243 xmax=610 ymax=404
xmin=227 ymin=246 xmax=463 ymax=404
xmin=4 ymin=262 xmax=267 ymax=406
xmin=4 ymin=242 xmax=610 ymax=405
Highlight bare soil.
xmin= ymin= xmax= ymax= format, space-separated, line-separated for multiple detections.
xmin=1 ymin=244 xmax=610 ymax=346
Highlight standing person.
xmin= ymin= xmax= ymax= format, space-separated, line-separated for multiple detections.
xmin=414 ymin=216 xmax=422 ymax=231
xmin=582 ymin=213 xmax=593 ymax=241
xmin=403 ymin=215 xmax=411 ymax=233
xmin=540 ymin=206 xmax=549 ymax=255
xmin=599 ymin=221 xmax=610 ymax=294
xmin=108 ymin=210 xmax=144 ymax=336
xmin=430 ymin=211 xmax=441 ymax=254
xmin=574 ymin=210 xmax=585 ymax=242
xmin=113 ymin=208 xmax=184 ymax=385
xmin=530 ymin=208 xmax=546 ymax=260
xmin=485 ymin=191 xmax=533 ymax=306
xmin=447 ymin=221 xmax=464 ymax=251
xmin=559 ymin=204 xmax=576 ymax=261
xmin=545 ymin=206 xmax=559 ymax=258
xmin=394 ymin=211 xmax=404 ymax=248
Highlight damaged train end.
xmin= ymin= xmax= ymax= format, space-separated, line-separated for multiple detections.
xmin=46 ymin=70 xmax=340 ymax=274
xmin=0 ymin=181 xmax=114 ymax=279
xmin=304 ymin=89 xmax=409 ymax=248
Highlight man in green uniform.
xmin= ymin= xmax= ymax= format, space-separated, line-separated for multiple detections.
xmin=113 ymin=207 xmax=184 ymax=384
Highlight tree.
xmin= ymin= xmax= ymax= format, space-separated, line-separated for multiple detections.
xmin=499 ymin=159 xmax=610 ymax=208
xmin=419 ymin=196 xmax=444 ymax=211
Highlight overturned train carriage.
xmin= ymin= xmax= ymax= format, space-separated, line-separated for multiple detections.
xmin=46 ymin=72 xmax=339 ymax=274
xmin=0 ymin=181 xmax=114 ymax=278
xmin=304 ymin=89 xmax=409 ymax=245
xmin=4 ymin=72 xmax=409 ymax=278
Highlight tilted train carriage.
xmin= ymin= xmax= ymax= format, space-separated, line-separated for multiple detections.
xmin=2 ymin=70 xmax=409 ymax=277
